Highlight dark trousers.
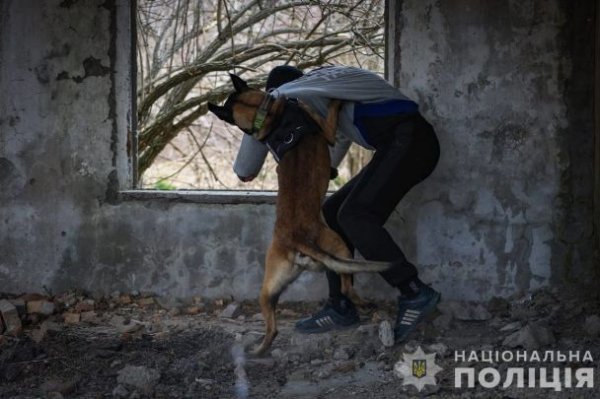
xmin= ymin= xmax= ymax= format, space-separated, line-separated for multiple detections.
xmin=324 ymin=113 xmax=440 ymax=298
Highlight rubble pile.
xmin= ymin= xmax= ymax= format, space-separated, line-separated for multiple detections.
xmin=0 ymin=290 xmax=241 ymax=345
xmin=0 ymin=287 xmax=598 ymax=398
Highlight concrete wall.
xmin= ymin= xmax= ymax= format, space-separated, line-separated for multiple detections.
xmin=0 ymin=0 xmax=596 ymax=302
xmin=387 ymin=0 xmax=597 ymax=299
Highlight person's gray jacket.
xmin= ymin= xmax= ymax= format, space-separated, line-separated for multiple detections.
xmin=233 ymin=66 xmax=416 ymax=178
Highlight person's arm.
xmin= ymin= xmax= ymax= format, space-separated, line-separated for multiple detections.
xmin=233 ymin=134 xmax=269 ymax=182
xmin=329 ymin=134 xmax=351 ymax=169
xmin=277 ymin=66 xmax=410 ymax=103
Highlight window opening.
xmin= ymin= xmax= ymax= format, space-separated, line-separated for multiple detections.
xmin=136 ymin=0 xmax=385 ymax=191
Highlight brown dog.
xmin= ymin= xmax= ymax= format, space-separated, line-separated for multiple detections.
xmin=208 ymin=74 xmax=391 ymax=355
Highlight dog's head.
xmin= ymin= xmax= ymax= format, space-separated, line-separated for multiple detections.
xmin=208 ymin=74 xmax=272 ymax=141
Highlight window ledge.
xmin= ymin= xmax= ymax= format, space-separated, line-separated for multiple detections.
xmin=120 ymin=189 xmax=277 ymax=205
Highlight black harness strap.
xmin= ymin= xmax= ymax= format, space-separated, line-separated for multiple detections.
xmin=260 ymin=98 xmax=322 ymax=162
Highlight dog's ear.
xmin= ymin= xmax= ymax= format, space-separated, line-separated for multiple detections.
xmin=208 ymin=102 xmax=233 ymax=123
xmin=229 ymin=73 xmax=249 ymax=93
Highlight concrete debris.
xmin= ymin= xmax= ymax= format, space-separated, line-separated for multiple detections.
xmin=185 ymin=306 xmax=202 ymax=315
xmin=220 ymin=302 xmax=242 ymax=319
xmin=499 ymin=321 xmax=522 ymax=332
xmin=116 ymin=365 xmax=160 ymax=394
xmin=0 ymin=285 xmax=598 ymax=398
xmin=378 ymin=320 xmax=394 ymax=347
xmin=213 ymin=299 xmax=225 ymax=307
xmin=80 ymin=311 xmax=98 ymax=323
xmin=137 ymin=297 xmax=155 ymax=307
xmin=74 ymin=299 xmax=95 ymax=312
xmin=355 ymin=323 xmax=378 ymax=337
xmin=432 ymin=313 xmax=453 ymax=331
xmin=251 ymin=312 xmax=264 ymax=321
xmin=333 ymin=345 xmax=354 ymax=361
xmin=118 ymin=294 xmax=133 ymax=305
xmin=427 ymin=342 xmax=448 ymax=356
xmin=111 ymin=384 xmax=129 ymax=398
xmin=40 ymin=378 xmax=77 ymax=395
xmin=270 ymin=348 xmax=286 ymax=359
xmin=155 ymin=296 xmax=182 ymax=311
xmin=287 ymin=369 xmax=310 ymax=382
xmin=333 ymin=360 xmax=357 ymax=373
xmin=279 ymin=308 xmax=299 ymax=318
xmin=27 ymin=299 xmax=55 ymax=316
xmin=191 ymin=296 xmax=204 ymax=305
xmin=290 ymin=332 xmax=333 ymax=360
xmin=110 ymin=315 xmax=143 ymax=334
xmin=371 ymin=310 xmax=391 ymax=323
xmin=315 ymin=363 xmax=334 ymax=379
xmin=8 ymin=298 xmax=26 ymax=316
xmin=63 ymin=312 xmax=81 ymax=325
xmin=438 ymin=300 xmax=492 ymax=321
xmin=167 ymin=307 xmax=181 ymax=317
xmin=0 ymin=299 xmax=22 ymax=336
xmin=502 ymin=322 xmax=555 ymax=350
xmin=583 ymin=315 xmax=600 ymax=337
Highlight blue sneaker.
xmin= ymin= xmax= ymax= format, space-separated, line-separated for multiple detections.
xmin=394 ymin=285 xmax=441 ymax=342
xmin=295 ymin=298 xmax=359 ymax=334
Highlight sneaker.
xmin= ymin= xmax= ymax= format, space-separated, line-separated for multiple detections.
xmin=295 ymin=298 xmax=359 ymax=334
xmin=394 ymin=285 xmax=441 ymax=342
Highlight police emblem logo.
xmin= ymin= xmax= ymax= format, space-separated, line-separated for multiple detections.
xmin=395 ymin=346 xmax=443 ymax=392
xmin=412 ymin=359 xmax=427 ymax=378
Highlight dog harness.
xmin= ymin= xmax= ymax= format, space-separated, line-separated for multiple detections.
xmin=259 ymin=97 xmax=321 ymax=162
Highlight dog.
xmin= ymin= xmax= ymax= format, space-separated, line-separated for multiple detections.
xmin=208 ymin=74 xmax=392 ymax=355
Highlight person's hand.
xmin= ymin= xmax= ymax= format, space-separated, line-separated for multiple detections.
xmin=238 ymin=174 xmax=257 ymax=182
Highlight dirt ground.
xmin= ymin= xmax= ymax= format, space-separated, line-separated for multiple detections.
xmin=0 ymin=288 xmax=599 ymax=399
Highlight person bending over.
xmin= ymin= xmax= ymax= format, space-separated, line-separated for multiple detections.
xmin=234 ymin=65 xmax=441 ymax=342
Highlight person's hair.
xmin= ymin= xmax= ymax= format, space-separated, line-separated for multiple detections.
xmin=266 ymin=65 xmax=304 ymax=90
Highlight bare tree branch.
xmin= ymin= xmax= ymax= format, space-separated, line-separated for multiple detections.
xmin=137 ymin=0 xmax=385 ymax=181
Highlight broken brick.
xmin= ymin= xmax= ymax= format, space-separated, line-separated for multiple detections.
xmin=74 ymin=299 xmax=95 ymax=312
xmin=63 ymin=312 xmax=81 ymax=324
xmin=137 ymin=297 xmax=155 ymax=307
xmin=185 ymin=306 xmax=201 ymax=315
xmin=27 ymin=299 xmax=56 ymax=316
xmin=220 ymin=302 xmax=242 ymax=319
xmin=80 ymin=311 xmax=98 ymax=323
xmin=19 ymin=293 xmax=45 ymax=302
xmin=214 ymin=299 xmax=225 ymax=307
xmin=0 ymin=299 xmax=22 ymax=336
xmin=378 ymin=320 xmax=394 ymax=347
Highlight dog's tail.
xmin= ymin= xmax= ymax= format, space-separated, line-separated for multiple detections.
xmin=295 ymin=242 xmax=392 ymax=274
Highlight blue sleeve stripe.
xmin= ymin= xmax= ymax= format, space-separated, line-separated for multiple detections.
xmin=353 ymin=99 xmax=419 ymax=118
xmin=353 ymin=100 xmax=419 ymax=146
